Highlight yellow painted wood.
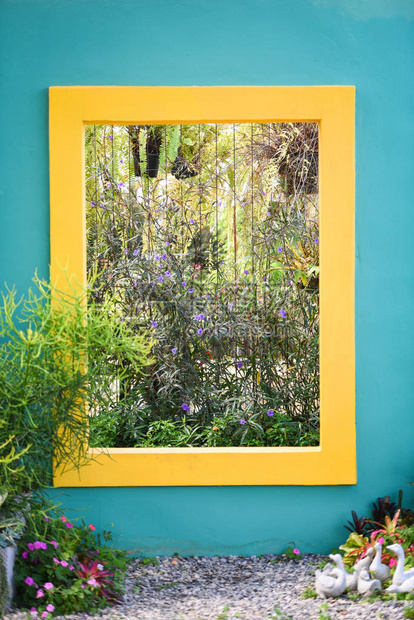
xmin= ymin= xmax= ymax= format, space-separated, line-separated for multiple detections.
xmin=50 ymin=86 xmax=355 ymax=487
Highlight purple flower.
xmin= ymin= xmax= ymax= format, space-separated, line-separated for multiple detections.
xmin=172 ymin=347 xmax=177 ymax=354
xmin=124 ymin=249 xmax=128 ymax=255
xmin=314 ymin=238 xmax=319 ymax=243
xmin=25 ymin=577 xmax=35 ymax=586
xmin=197 ymin=328 xmax=203 ymax=336
xmin=155 ymin=254 xmax=160 ymax=261
xmin=158 ymin=275 xmax=164 ymax=282
xmin=165 ymin=270 xmax=171 ymax=277
xmin=240 ymin=419 xmax=246 ymax=425
xmin=22 ymin=551 xmax=29 ymax=559
xmin=189 ymin=218 xmax=194 ymax=224
xmin=90 ymin=201 xmax=96 ymax=207
xmin=286 ymin=280 xmax=292 ymax=286
xmin=228 ymin=303 xmax=233 ymax=310
xmin=133 ymin=280 xmax=137 ymax=287
xmin=277 ymin=247 xmax=282 ymax=253
xmin=181 ymin=403 xmax=190 ymax=411
xmin=237 ymin=361 xmax=243 ymax=368
xmin=188 ymin=288 xmax=194 ymax=293
xmin=194 ymin=314 xmax=205 ymax=321
xmin=267 ymin=409 xmax=274 ymax=417
xmin=182 ymin=281 xmax=186 ymax=287
xmin=119 ymin=159 xmax=123 ymax=164
xmin=118 ymin=182 xmax=123 ymax=188
xmin=108 ymin=135 xmax=113 ymax=141
xmin=220 ymin=260 xmax=224 ymax=266
xmin=166 ymin=241 xmax=170 ymax=246
xmin=151 ymin=321 xmax=158 ymax=328
xmin=206 ymin=294 xmax=210 ymax=299
xmin=133 ymin=249 xmax=138 ymax=256
xmin=263 ymin=276 xmax=266 ymax=282
xmin=161 ymin=253 xmax=167 ymax=260
xmin=243 ymin=270 xmax=249 ymax=275
xmin=266 ymin=211 xmax=271 ymax=217
xmin=280 ymin=309 xmax=287 ymax=319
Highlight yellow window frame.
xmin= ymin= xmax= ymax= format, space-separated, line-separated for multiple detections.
xmin=50 ymin=86 xmax=355 ymax=487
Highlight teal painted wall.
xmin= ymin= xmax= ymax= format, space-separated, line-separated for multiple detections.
xmin=1 ymin=0 xmax=413 ymax=555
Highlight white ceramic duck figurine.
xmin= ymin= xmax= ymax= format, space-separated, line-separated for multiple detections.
xmin=357 ymin=569 xmax=381 ymax=597
xmin=369 ymin=542 xmax=390 ymax=583
xmin=329 ymin=553 xmax=358 ymax=591
xmin=386 ymin=543 xmax=414 ymax=586
xmin=354 ymin=547 xmax=375 ymax=574
xmin=386 ymin=576 xmax=414 ymax=594
xmin=315 ymin=554 xmax=347 ymax=598
xmin=345 ymin=568 xmax=358 ymax=592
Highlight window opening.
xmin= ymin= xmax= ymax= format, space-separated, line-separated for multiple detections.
xmin=85 ymin=122 xmax=320 ymax=449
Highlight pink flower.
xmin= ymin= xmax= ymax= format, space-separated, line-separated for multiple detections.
xmin=60 ymin=515 xmax=67 ymax=523
xmin=22 ymin=551 xmax=29 ymax=559
xmin=65 ymin=522 xmax=73 ymax=529
xmin=377 ymin=537 xmax=385 ymax=545
xmin=44 ymin=582 xmax=54 ymax=590
xmin=87 ymin=578 xmax=98 ymax=587
xmin=33 ymin=541 xmax=42 ymax=550
xmin=44 ymin=517 xmax=50 ymax=522
xmin=81 ymin=583 xmax=86 ymax=589
xmin=29 ymin=609 xmax=38 ymax=617
xmin=36 ymin=589 xmax=44 ymax=598
xmin=69 ymin=565 xmax=75 ymax=570
xmin=50 ymin=541 xmax=58 ymax=548
xmin=41 ymin=612 xmax=48 ymax=619
xmin=25 ymin=577 xmax=35 ymax=586
xmin=39 ymin=542 xmax=47 ymax=550
xmin=28 ymin=543 xmax=35 ymax=551
xmin=293 ymin=548 xmax=300 ymax=555
xmin=390 ymin=558 xmax=397 ymax=568
xmin=46 ymin=604 xmax=55 ymax=613
xmin=89 ymin=524 xmax=96 ymax=531
xmin=60 ymin=560 xmax=68 ymax=567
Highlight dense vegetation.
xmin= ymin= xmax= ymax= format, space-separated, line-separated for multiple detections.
xmin=85 ymin=122 xmax=319 ymax=447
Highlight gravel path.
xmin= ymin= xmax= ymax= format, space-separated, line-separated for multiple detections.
xmin=6 ymin=554 xmax=411 ymax=620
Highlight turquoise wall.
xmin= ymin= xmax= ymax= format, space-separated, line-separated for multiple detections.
xmin=1 ymin=0 xmax=413 ymax=555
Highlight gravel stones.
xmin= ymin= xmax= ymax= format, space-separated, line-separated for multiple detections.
xmin=6 ymin=553 xmax=410 ymax=619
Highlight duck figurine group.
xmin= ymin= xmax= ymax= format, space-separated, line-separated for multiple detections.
xmin=315 ymin=541 xmax=414 ymax=599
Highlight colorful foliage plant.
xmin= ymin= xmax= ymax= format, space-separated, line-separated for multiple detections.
xmin=340 ymin=507 xmax=414 ymax=570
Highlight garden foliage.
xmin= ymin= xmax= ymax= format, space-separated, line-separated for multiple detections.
xmin=85 ymin=122 xmax=320 ymax=447
xmin=0 ymin=276 xmax=153 ymax=518
xmin=14 ymin=504 xmax=126 ymax=618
